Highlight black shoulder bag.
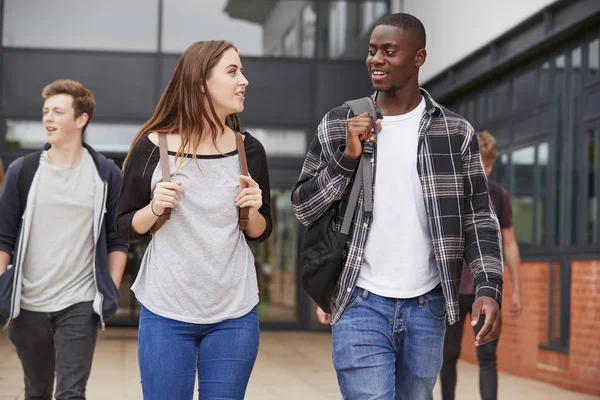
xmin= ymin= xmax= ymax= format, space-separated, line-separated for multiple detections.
xmin=300 ymin=97 xmax=377 ymax=313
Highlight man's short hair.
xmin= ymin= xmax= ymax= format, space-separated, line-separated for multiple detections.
xmin=477 ymin=130 xmax=497 ymax=163
xmin=42 ymin=79 xmax=96 ymax=125
xmin=375 ymin=13 xmax=426 ymax=49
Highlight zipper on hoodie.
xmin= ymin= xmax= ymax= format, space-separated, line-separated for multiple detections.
xmin=4 ymin=215 xmax=27 ymax=330
xmin=91 ymin=183 xmax=108 ymax=330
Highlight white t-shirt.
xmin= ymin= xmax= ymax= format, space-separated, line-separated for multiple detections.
xmin=357 ymin=97 xmax=441 ymax=298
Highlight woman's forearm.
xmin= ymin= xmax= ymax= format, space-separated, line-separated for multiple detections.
xmin=132 ymin=203 xmax=161 ymax=235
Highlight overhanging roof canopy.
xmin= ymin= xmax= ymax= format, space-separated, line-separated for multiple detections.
xmin=224 ymin=0 xmax=277 ymax=25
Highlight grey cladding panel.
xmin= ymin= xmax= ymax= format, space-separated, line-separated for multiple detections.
xmin=315 ymin=63 xmax=373 ymax=120
xmin=2 ymin=50 xmax=158 ymax=120
xmin=160 ymin=57 xmax=314 ymax=126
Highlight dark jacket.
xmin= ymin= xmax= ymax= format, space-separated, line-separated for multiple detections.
xmin=0 ymin=143 xmax=129 ymax=328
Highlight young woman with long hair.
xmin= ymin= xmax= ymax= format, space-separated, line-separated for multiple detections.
xmin=116 ymin=40 xmax=272 ymax=399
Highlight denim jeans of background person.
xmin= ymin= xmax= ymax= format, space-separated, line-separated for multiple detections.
xmin=292 ymin=13 xmax=503 ymax=400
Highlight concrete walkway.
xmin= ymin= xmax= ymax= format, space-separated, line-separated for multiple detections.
xmin=1 ymin=329 xmax=597 ymax=399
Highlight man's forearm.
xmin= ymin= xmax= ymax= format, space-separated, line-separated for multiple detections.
xmin=108 ymin=251 xmax=127 ymax=288
xmin=0 ymin=251 xmax=10 ymax=275
xmin=504 ymin=241 xmax=521 ymax=294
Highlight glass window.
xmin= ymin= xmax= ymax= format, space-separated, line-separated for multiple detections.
xmin=329 ymin=1 xmax=348 ymax=58
xmin=494 ymin=83 xmax=510 ymax=118
xmin=467 ymin=98 xmax=476 ymax=123
xmin=301 ymin=3 xmax=317 ymax=57
xmin=587 ymin=128 xmax=599 ymax=244
xmin=537 ymin=142 xmax=549 ymax=246
xmin=85 ymin=123 xmax=141 ymax=153
xmin=283 ymin=24 xmax=299 ymax=57
xmin=513 ymin=69 xmax=537 ymax=111
xmin=5 ymin=120 xmax=45 ymax=149
xmin=539 ymin=61 xmax=551 ymax=102
xmin=3 ymin=0 xmax=159 ymax=52
xmin=5 ymin=120 xmax=141 ymax=153
xmin=361 ymin=1 xmax=387 ymax=34
xmin=512 ymin=146 xmax=535 ymax=248
xmin=244 ymin=128 xmax=307 ymax=157
xmin=165 ymin=0 xmax=263 ymax=55
xmin=477 ymin=94 xmax=487 ymax=124
xmin=248 ymin=189 xmax=301 ymax=322
xmin=493 ymin=153 xmax=510 ymax=191
xmin=589 ymin=38 xmax=599 ymax=78
xmin=315 ymin=0 xmax=388 ymax=59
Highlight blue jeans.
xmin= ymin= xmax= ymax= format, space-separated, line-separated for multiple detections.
xmin=137 ymin=305 xmax=259 ymax=400
xmin=332 ymin=285 xmax=447 ymax=400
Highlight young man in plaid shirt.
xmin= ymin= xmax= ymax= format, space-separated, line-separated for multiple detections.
xmin=292 ymin=13 xmax=504 ymax=399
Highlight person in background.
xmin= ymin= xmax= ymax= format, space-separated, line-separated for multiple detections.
xmin=440 ymin=130 xmax=522 ymax=400
xmin=0 ymin=79 xmax=128 ymax=400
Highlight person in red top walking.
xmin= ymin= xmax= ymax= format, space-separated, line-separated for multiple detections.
xmin=440 ymin=130 xmax=523 ymax=400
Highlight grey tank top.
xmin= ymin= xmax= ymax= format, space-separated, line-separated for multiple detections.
xmin=131 ymin=150 xmax=258 ymax=324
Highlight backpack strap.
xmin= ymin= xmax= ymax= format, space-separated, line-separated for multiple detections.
xmin=235 ymin=131 xmax=249 ymax=231
xmin=151 ymin=132 xmax=250 ymax=234
xmin=343 ymin=97 xmax=377 ymax=218
xmin=19 ymin=151 xmax=42 ymax=214
xmin=150 ymin=133 xmax=171 ymax=234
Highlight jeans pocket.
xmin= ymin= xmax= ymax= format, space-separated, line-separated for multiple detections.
xmin=345 ymin=287 xmax=368 ymax=310
xmin=425 ymin=292 xmax=447 ymax=321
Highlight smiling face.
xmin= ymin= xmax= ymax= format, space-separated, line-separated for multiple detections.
xmin=205 ymin=48 xmax=249 ymax=117
xmin=42 ymin=94 xmax=88 ymax=146
xmin=366 ymin=24 xmax=426 ymax=93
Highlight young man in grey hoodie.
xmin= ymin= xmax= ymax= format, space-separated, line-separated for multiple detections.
xmin=0 ymin=79 xmax=128 ymax=400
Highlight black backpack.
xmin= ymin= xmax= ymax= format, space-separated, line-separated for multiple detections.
xmin=18 ymin=151 xmax=42 ymax=215
xmin=300 ymin=97 xmax=377 ymax=314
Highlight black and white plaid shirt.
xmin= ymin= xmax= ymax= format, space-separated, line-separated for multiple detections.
xmin=291 ymin=89 xmax=503 ymax=325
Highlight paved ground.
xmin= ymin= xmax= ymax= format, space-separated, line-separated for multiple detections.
xmin=1 ymin=329 xmax=598 ymax=399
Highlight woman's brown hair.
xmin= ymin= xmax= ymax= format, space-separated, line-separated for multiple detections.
xmin=123 ymin=40 xmax=241 ymax=170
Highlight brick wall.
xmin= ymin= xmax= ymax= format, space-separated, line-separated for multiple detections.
xmin=459 ymin=260 xmax=600 ymax=396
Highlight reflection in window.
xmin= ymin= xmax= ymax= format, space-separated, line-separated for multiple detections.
xmin=166 ymin=0 xmax=263 ymax=55
xmin=5 ymin=120 xmax=141 ymax=153
xmin=587 ymin=128 xmax=598 ymax=244
xmin=329 ymin=1 xmax=348 ymax=58
xmin=589 ymin=38 xmax=599 ymax=77
xmin=512 ymin=146 xmax=535 ymax=248
xmin=301 ymin=3 xmax=317 ymax=57
xmin=283 ymin=24 xmax=298 ymax=57
xmin=537 ymin=142 xmax=549 ymax=246
xmin=5 ymin=120 xmax=45 ymax=149
xmin=3 ymin=0 xmax=159 ymax=51
xmin=248 ymin=189 xmax=301 ymax=322
xmin=361 ymin=1 xmax=387 ymax=34
xmin=244 ymin=128 xmax=306 ymax=157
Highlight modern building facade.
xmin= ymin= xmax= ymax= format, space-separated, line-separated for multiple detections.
xmin=0 ymin=0 xmax=390 ymax=331
xmin=1 ymin=0 xmax=598 ymax=394
xmin=397 ymin=0 xmax=600 ymax=395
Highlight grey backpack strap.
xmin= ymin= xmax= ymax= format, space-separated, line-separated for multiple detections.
xmin=344 ymin=97 xmax=377 ymax=123
xmin=344 ymin=97 xmax=377 ymax=217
